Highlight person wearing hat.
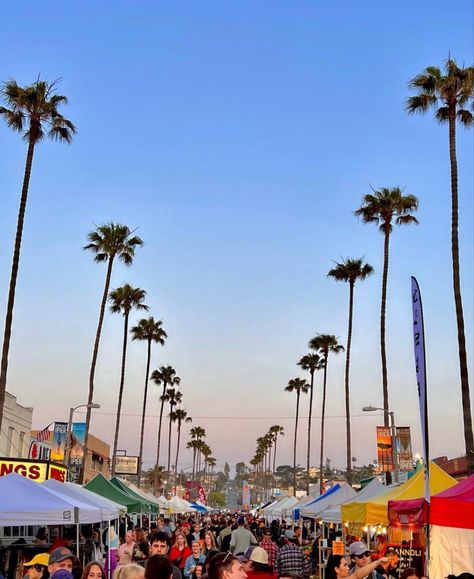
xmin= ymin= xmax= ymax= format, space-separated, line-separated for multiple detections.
xmin=48 ymin=548 xmax=74 ymax=576
xmin=348 ymin=542 xmax=388 ymax=578
xmin=275 ymin=535 xmax=310 ymax=579
xmin=242 ymin=547 xmax=273 ymax=579
xmin=259 ymin=529 xmax=279 ymax=568
xmin=23 ymin=553 xmax=50 ymax=579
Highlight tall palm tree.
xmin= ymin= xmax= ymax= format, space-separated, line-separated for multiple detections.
xmin=269 ymin=425 xmax=285 ymax=474
xmin=298 ymin=353 xmax=323 ymax=491
xmin=186 ymin=440 xmax=199 ymax=479
xmin=171 ymin=408 xmax=192 ymax=485
xmin=109 ymin=284 xmax=148 ymax=475
xmin=354 ymin=188 xmax=419 ymax=426
xmin=328 ymin=258 xmax=374 ymax=482
xmin=82 ymin=223 xmax=144 ymax=478
xmin=309 ymin=334 xmax=344 ymax=493
xmin=407 ymin=59 xmax=474 ymax=474
xmin=164 ymin=387 xmax=183 ymax=477
xmin=285 ymin=377 xmax=309 ymax=493
xmin=0 ymin=79 xmax=75 ymax=430
xmin=131 ymin=317 xmax=167 ymax=486
xmin=145 ymin=464 xmax=165 ymax=494
xmin=150 ymin=366 xmax=180 ymax=472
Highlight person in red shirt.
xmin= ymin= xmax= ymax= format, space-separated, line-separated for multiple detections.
xmin=169 ymin=530 xmax=192 ymax=573
xmin=259 ymin=529 xmax=279 ymax=569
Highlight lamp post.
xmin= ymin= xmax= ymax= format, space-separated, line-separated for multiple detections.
xmin=362 ymin=405 xmax=399 ymax=483
xmin=64 ymin=403 xmax=100 ymax=476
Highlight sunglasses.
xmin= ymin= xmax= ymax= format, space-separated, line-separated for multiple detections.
xmin=33 ymin=566 xmax=45 ymax=572
xmin=355 ymin=551 xmax=371 ymax=559
xmin=223 ymin=552 xmax=233 ymax=563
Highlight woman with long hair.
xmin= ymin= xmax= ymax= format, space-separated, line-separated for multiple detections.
xmin=202 ymin=531 xmax=217 ymax=557
xmin=132 ymin=529 xmax=149 ymax=567
xmin=169 ymin=531 xmax=192 ymax=573
xmin=23 ymin=554 xmax=50 ymax=579
xmin=325 ymin=554 xmax=389 ymax=579
xmin=82 ymin=562 xmax=105 ymax=579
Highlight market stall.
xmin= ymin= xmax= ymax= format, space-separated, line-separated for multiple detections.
xmin=429 ymin=474 xmax=474 ymax=577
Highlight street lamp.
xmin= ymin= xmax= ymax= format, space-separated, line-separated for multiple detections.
xmin=64 ymin=403 xmax=100 ymax=474
xmin=362 ymin=405 xmax=399 ymax=483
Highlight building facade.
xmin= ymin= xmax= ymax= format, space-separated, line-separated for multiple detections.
xmin=0 ymin=391 xmax=33 ymax=458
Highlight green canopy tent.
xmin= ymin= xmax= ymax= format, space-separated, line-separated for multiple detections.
xmin=110 ymin=476 xmax=158 ymax=514
xmin=85 ymin=473 xmax=148 ymax=514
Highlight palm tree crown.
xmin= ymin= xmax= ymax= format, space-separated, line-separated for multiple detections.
xmin=406 ymin=59 xmax=473 ymax=126
xmin=0 ymin=78 xmax=76 ymax=143
xmin=354 ymin=187 xmax=419 ymax=233
xmin=84 ymin=223 xmax=143 ymax=266
xmin=109 ymin=284 xmax=148 ymax=316
xmin=309 ymin=334 xmax=344 ymax=360
xmin=327 ymin=258 xmax=374 ymax=285
xmin=131 ymin=317 xmax=167 ymax=345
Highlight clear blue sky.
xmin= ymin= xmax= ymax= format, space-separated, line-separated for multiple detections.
xmin=0 ymin=1 xmax=472 ymax=473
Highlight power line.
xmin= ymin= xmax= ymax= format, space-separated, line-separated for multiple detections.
xmin=85 ymin=411 xmax=375 ymax=420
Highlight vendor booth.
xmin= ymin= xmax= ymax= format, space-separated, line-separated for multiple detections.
xmin=429 ymin=474 xmax=474 ymax=577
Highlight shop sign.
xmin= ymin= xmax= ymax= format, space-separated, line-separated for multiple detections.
xmin=0 ymin=458 xmax=67 ymax=483
xmin=382 ymin=545 xmax=424 ymax=576
xmin=115 ymin=455 xmax=139 ymax=475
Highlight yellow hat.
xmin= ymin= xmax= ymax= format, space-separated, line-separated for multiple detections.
xmin=24 ymin=553 xmax=50 ymax=567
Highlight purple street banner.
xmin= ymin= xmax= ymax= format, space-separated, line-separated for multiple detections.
xmin=411 ymin=277 xmax=429 ymax=502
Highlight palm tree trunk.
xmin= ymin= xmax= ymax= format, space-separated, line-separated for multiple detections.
xmin=156 ymin=384 xmax=167 ymax=468
xmin=448 ymin=112 xmax=474 ymax=474
xmin=137 ymin=339 xmax=152 ymax=487
xmin=167 ymin=404 xmax=173 ymax=477
xmin=306 ymin=370 xmax=314 ymax=493
xmin=381 ymin=227 xmax=391 ymax=427
xmin=273 ymin=435 xmax=278 ymax=474
xmin=293 ymin=390 xmax=300 ymax=494
xmin=192 ymin=446 xmax=196 ymax=479
xmin=319 ymin=357 xmax=328 ymax=494
xmin=82 ymin=256 xmax=114 ymax=483
xmin=174 ymin=420 xmax=182 ymax=485
xmin=345 ymin=281 xmax=355 ymax=483
xmin=0 ymin=138 xmax=36 ymax=433
xmin=111 ymin=312 xmax=130 ymax=476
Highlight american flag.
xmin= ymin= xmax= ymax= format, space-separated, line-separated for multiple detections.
xmin=36 ymin=423 xmax=52 ymax=442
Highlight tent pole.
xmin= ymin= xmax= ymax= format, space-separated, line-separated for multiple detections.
xmin=108 ymin=521 xmax=111 ymax=579
xmin=75 ymin=507 xmax=80 ymax=557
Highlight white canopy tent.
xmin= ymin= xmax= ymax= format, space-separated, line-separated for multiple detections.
xmin=155 ymin=495 xmax=171 ymax=511
xmin=264 ymin=496 xmax=299 ymax=519
xmin=168 ymin=496 xmax=196 ymax=513
xmin=43 ymin=478 xmax=124 ymax=520
xmin=319 ymin=478 xmax=385 ymax=524
xmin=120 ymin=479 xmax=162 ymax=511
xmin=0 ymin=473 xmax=97 ymax=525
xmin=301 ymin=483 xmax=357 ymax=519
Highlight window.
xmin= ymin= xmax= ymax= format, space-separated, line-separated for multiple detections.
xmin=91 ymin=453 xmax=104 ymax=471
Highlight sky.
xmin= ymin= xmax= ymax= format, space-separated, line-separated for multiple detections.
xmin=0 ymin=1 xmax=473 ymax=475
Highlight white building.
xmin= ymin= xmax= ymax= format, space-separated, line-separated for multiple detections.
xmin=0 ymin=391 xmax=33 ymax=458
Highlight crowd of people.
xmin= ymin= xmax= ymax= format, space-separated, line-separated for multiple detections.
xmin=15 ymin=514 xmax=472 ymax=579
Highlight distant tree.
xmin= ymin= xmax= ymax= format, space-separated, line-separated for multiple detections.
xmin=82 ymin=223 xmax=143 ymax=481
xmin=164 ymin=388 xmax=183 ymax=477
xmin=0 ymin=79 xmax=75 ymax=432
xmin=298 ymin=354 xmax=323 ymax=491
xmin=224 ymin=462 xmax=231 ymax=481
xmin=170 ymin=408 xmax=191 ymax=485
xmin=150 ymin=366 xmax=180 ymax=472
xmin=269 ymin=425 xmax=285 ymax=474
xmin=145 ymin=465 xmax=165 ymax=494
xmin=407 ymin=58 xmax=474 ymax=474
xmin=309 ymin=334 xmax=344 ymax=493
xmin=285 ymin=377 xmax=310 ymax=492
xmin=131 ymin=317 xmax=167 ymax=486
xmin=355 ymin=188 xmax=418 ymax=427
xmin=109 ymin=284 xmax=148 ymax=475
xmin=208 ymin=490 xmax=226 ymax=508
xmin=328 ymin=258 xmax=374 ymax=482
